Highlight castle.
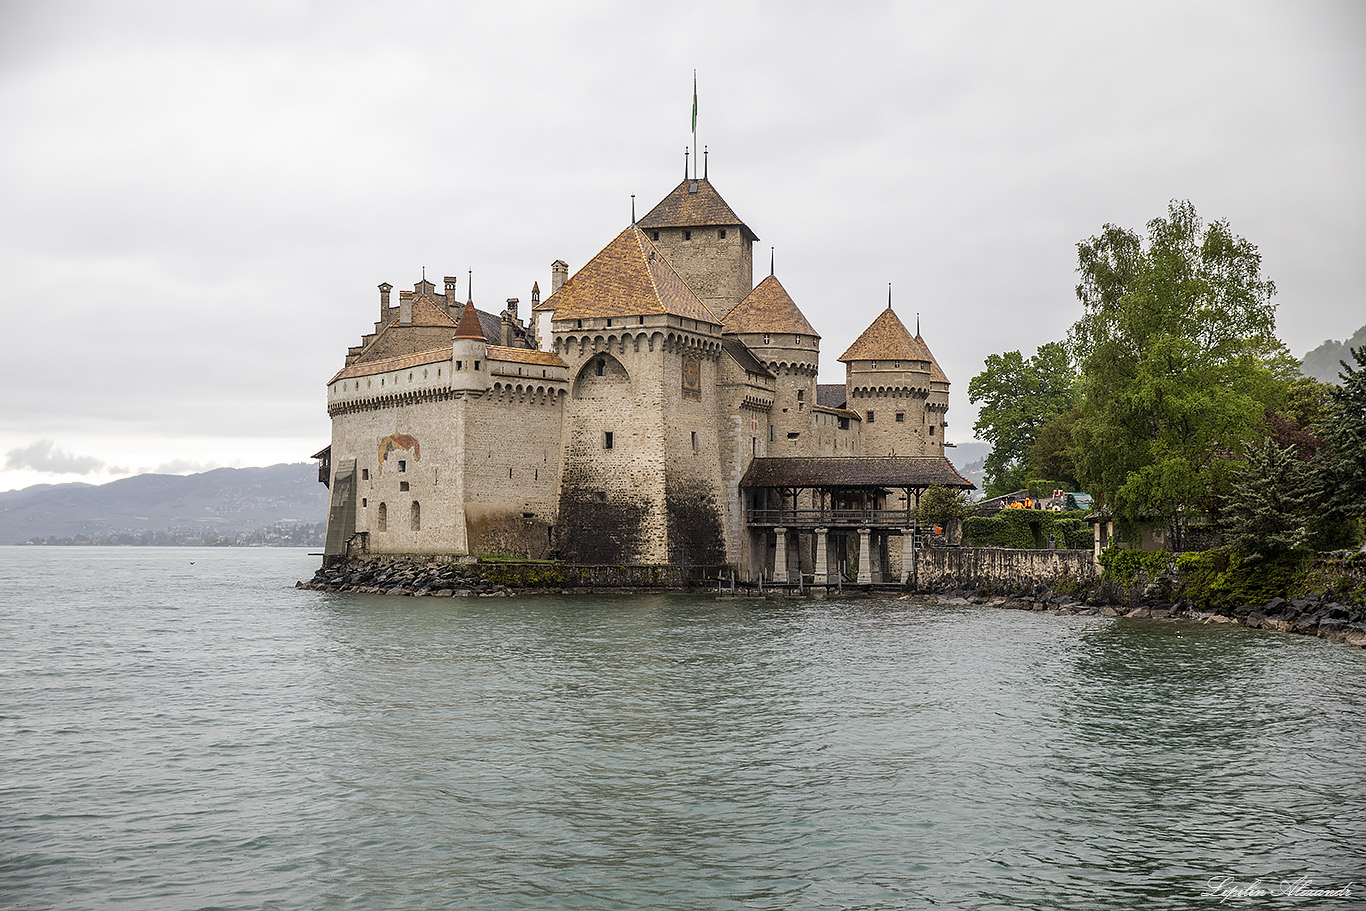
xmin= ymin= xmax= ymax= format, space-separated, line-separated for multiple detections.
xmin=316 ymin=160 xmax=973 ymax=582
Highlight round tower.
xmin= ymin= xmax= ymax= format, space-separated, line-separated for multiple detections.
xmin=838 ymin=306 xmax=937 ymax=457
xmin=451 ymin=301 xmax=490 ymax=394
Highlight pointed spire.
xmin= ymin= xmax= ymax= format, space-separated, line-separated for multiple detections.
xmin=888 ymin=282 xmax=893 ymax=310
xmin=684 ymin=147 xmax=689 ymax=179
xmin=467 ymin=269 xmax=473 ymax=305
xmin=454 ymin=298 xmax=485 ymax=340
xmin=770 ymin=246 xmax=775 ymax=277
xmin=631 ymin=194 xmax=636 ymax=225
xmin=917 ymin=312 xmax=921 ymax=336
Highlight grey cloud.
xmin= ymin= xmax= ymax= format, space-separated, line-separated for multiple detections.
xmin=4 ymin=440 xmax=106 ymax=474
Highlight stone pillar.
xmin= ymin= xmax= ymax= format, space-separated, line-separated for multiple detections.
xmin=814 ymin=527 xmax=829 ymax=584
xmin=901 ymin=528 xmax=915 ymax=584
xmin=773 ymin=527 xmax=789 ymax=583
xmin=857 ymin=527 xmax=872 ymax=584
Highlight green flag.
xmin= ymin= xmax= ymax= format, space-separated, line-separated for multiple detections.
xmin=691 ymin=72 xmax=697 ymax=132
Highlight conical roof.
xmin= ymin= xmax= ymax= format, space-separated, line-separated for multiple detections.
xmin=454 ymin=301 xmax=486 ymax=339
xmin=543 ymin=227 xmax=719 ymax=324
xmin=722 ymin=275 xmax=819 ymax=338
xmin=637 ymin=177 xmax=758 ymax=241
xmin=838 ymin=308 xmax=928 ymax=363
xmin=918 ymin=334 xmax=949 ymax=383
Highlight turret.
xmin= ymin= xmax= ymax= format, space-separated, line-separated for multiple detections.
xmin=451 ymin=301 xmax=490 ymax=394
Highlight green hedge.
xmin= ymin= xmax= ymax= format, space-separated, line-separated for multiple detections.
xmin=962 ymin=510 xmax=1093 ymax=549
xmin=1174 ymin=549 xmax=1312 ymax=611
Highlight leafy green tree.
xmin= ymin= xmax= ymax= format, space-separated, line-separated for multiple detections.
xmin=1068 ymin=200 xmax=1293 ymax=550
xmin=968 ymin=341 xmax=1076 ymax=496
xmin=1282 ymin=376 xmax=1332 ymax=432
xmin=1028 ymin=406 xmax=1082 ymax=489
xmin=918 ymin=485 xmax=968 ymax=529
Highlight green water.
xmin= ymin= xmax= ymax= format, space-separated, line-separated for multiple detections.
xmin=1 ymin=547 xmax=1362 ymax=909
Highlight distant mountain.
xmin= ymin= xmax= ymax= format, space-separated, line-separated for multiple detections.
xmin=0 ymin=463 xmax=328 ymax=545
xmin=1301 ymin=324 xmax=1366 ymax=384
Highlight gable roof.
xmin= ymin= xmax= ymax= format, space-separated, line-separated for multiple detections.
xmin=407 ymin=294 xmax=459 ymax=328
xmin=722 ymin=275 xmax=819 ymax=338
xmin=637 ymin=178 xmax=758 ymax=241
xmin=543 ymin=227 xmax=719 ymax=324
xmin=838 ymin=308 xmax=928 ymax=363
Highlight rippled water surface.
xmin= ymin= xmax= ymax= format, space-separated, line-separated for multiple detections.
xmin=2 ymin=546 xmax=1364 ymax=909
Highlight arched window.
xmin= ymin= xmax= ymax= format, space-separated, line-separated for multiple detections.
xmin=411 ymin=501 xmax=421 ymax=531
xmin=377 ymin=502 xmax=387 ymax=531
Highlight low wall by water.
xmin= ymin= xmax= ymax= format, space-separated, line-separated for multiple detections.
xmin=917 ymin=547 xmax=1097 ymax=591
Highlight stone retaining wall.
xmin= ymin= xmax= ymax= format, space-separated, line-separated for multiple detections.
xmin=917 ymin=547 xmax=1097 ymax=590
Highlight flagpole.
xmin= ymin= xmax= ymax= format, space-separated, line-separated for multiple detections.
xmin=691 ymin=70 xmax=698 ymax=180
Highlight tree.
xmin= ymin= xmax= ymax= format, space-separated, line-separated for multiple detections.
xmin=918 ymin=485 xmax=968 ymax=530
xmin=1068 ymin=200 xmax=1293 ymax=550
xmin=1223 ymin=439 xmax=1312 ymax=559
xmin=968 ymin=341 xmax=1076 ymax=497
xmin=1028 ymin=406 xmax=1082 ymax=489
xmin=1319 ymin=346 xmax=1366 ymax=538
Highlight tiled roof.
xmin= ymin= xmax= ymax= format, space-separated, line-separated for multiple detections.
xmin=543 ymin=227 xmax=719 ymax=324
xmin=409 ymin=294 xmax=458 ymax=328
xmin=487 ymin=345 xmax=566 ymax=368
xmin=838 ymin=308 xmax=928 ymax=363
xmin=813 ymin=404 xmax=861 ymax=421
xmin=918 ymin=335 xmax=949 ymax=384
xmin=637 ymin=178 xmax=758 ymax=241
xmin=330 ymin=346 xmax=451 ymax=383
xmin=454 ymin=301 xmax=485 ymax=339
xmin=740 ymin=457 xmax=975 ymax=490
xmin=816 ymin=384 xmax=847 ymax=409
xmin=720 ymin=337 xmax=774 ymax=379
xmin=722 ymin=275 xmax=819 ymax=337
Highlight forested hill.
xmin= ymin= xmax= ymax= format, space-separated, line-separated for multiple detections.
xmin=0 ymin=463 xmax=328 ymax=544
xmin=1302 ymin=324 xmax=1366 ymax=384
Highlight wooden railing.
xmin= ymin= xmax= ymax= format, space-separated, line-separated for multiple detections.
xmin=746 ymin=508 xmax=916 ymax=528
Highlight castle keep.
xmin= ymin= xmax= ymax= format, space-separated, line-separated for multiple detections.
xmin=317 ymin=165 xmax=972 ymax=582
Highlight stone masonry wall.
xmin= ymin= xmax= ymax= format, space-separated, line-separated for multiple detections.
xmin=917 ymin=547 xmax=1098 ymax=590
xmin=647 ymin=225 xmax=753 ymax=319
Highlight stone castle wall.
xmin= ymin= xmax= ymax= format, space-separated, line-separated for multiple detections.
xmin=647 ymin=225 xmax=753 ymax=319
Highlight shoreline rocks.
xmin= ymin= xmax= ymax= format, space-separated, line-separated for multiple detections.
xmin=297 ymin=557 xmax=1366 ymax=648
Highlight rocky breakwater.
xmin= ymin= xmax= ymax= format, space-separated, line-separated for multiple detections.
xmin=297 ymin=559 xmax=516 ymax=597
xmin=922 ymin=586 xmax=1366 ymax=648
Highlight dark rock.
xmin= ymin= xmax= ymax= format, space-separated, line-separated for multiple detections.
xmin=1245 ymin=611 xmax=1266 ymax=628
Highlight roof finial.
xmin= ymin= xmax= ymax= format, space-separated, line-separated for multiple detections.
xmin=684 ymin=146 xmax=689 ymax=179
xmin=703 ymin=145 xmax=708 ymax=180
xmin=467 ymin=269 xmax=473 ymax=305
xmin=770 ymin=246 xmax=775 ymax=277
xmin=631 ymin=194 xmax=636 ymax=225
xmin=888 ymin=282 xmax=892 ymax=310
xmin=422 ymin=265 xmax=426 ymax=282
xmin=917 ymin=312 xmax=921 ymax=336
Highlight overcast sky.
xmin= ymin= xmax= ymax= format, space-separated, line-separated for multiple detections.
xmin=1 ymin=0 xmax=1361 ymax=492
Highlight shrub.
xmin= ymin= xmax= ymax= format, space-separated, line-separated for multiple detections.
xmin=1098 ymin=548 xmax=1172 ymax=586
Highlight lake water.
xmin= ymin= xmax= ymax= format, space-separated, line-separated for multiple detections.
xmin=2 ymin=546 xmax=1363 ymax=910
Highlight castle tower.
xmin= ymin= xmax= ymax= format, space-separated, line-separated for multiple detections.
xmin=636 ymin=177 xmax=757 ymax=320
xmin=451 ymin=300 xmax=490 ymax=394
xmin=721 ymin=274 xmax=820 ymax=455
xmin=543 ymin=225 xmax=726 ymax=566
xmin=839 ymin=306 xmax=946 ymax=457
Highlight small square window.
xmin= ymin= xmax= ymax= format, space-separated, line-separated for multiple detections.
xmin=362 ymin=497 xmax=367 ymax=507
xmin=398 ymin=460 xmax=406 ymax=472
xmin=691 ymin=431 xmax=698 ymax=451
xmin=684 ymin=230 xmax=692 ymax=240
xmin=719 ymin=228 xmax=727 ymax=239
xmin=400 ymin=481 xmax=410 ymax=491
xmin=796 ymin=390 xmax=804 ymax=401
xmin=895 ymin=413 xmax=905 ymax=422
xmin=652 ymin=231 xmax=659 ymax=241
xmin=596 ymin=360 xmax=606 ymax=377
xmin=867 ymin=411 xmax=875 ymax=423
xmin=604 ymin=431 xmax=614 ymax=450
xmin=361 ymin=468 xmax=369 ymax=480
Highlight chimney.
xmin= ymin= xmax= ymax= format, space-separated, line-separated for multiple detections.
xmin=378 ymin=282 xmax=392 ymax=318
xmin=444 ymin=275 xmax=458 ymax=305
xmin=398 ymin=291 xmax=412 ymax=326
xmin=505 ymin=297 xmax=519 ymax=318
xmin=551 ymin=260 xmax=569 ymax=294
